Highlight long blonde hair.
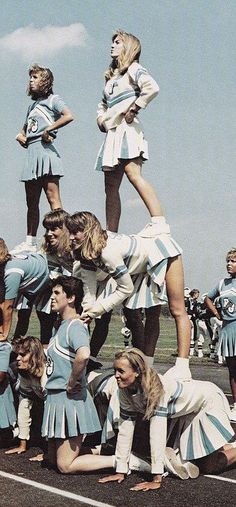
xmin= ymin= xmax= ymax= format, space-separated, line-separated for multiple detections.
xmin=105 ymin=30 xmax=141 ymax=81
xmin=115 ymin=348 xmax=164 ymax=420
xmin=65 ymin=211 xmax=107 ymax=261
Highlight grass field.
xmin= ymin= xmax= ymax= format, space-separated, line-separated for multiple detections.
xmin=11 ymin=309 xmax=216 ymax=365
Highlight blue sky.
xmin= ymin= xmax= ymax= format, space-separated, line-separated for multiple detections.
xmin=0 ymin=0 xmax=235 ymax=292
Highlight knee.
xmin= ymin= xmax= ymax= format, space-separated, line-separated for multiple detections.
xmin=57 ymin=459 xmax=71 ymax=474
xmin=169 ymin=303 xmax=185 ymax=319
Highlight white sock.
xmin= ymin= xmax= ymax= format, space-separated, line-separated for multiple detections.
xmin=129 ymin=453 xmax=151 ymax=473
xmin=145 ymin=355 xmax=154 ymax=367
xmin=26 ymin=235 xmax=37 ymax=246
xmin=151 ymin=216 xmax=166 ymax=224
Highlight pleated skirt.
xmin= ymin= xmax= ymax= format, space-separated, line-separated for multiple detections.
xmin=167 ymin=382 xmax=234 ymax=461
xmin=216 ymin=320 xmax=236 ymax=357
xmin=96 ymin=234 xmax=182 ymax=309
xmin=0 ymin=383 xmax=16 ymax=429
xmin=95 ymin=118 xmax=148 ymax=172
xmin=42 ymin=389 xmax=101 ymax=439
xmin=21 ymin=140 xmax=64 ymax=181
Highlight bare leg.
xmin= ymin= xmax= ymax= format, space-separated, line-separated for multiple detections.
xmin=42 ymin=176 xmax=62 ymax=210
xmin=123 ymin=157 xmax=163 ymax=217
xmin=104 ymin=169 xmax=124 ymax=232
xmin=90 ymin=311 xmax=113 ymax=357
xmin=225 ymin=357 xmax=236 ymax=403
xmin=165 ymin=256 xmax=191 ymax=358
xmin=25 ymin=180 xmax=43 ymax=236
xmin=144 ymin=305 xmax=161 ymax=357
xmin=56 ymin=437 xmax=113 ymax=474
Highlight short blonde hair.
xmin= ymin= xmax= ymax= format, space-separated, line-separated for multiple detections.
xmin=114 ymin=348 xmax=164 ymax=420
xmin=105 ymin=30 xmax=141 ymax=81
xmin=28 ymin=64 xmax=54 ymax=98
xmin=226 ymin=248 xmax=236 ymax=261
xmin=13 ymin=336 xmax=46 ymax=378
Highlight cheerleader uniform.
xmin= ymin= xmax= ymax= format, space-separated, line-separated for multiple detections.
xmin=0 ymin=342 xmax=16 ymax=429
xmin=79 ymin=225 xmax=182 ymax=318
xmin=42 ymin=319 xmax=101 ymax=439
xmin=95 ymin=62 xmax=159 ymax=171
xmin=4 ymin=252 xmax=49 ymax=302
xmin=207 ymin=277 xmax=236 ymax=357
xmin=115 ymin=373 xmax=234 ymax=475
xmin=21 ymin=94 xmax=67 ymax=181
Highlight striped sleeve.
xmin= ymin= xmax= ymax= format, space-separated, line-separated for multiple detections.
xmin=128 ymin=62 xmax=159 ymax=109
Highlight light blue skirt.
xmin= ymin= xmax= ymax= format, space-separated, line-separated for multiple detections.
xmin=217 ymin=320 xmax=236 ymax=357
xmin=0 ymin=383 xmax=16 ymax=429
xmin=42 ymin=389 xmax=101 ymax=439
xmin=21 ymin=140 xmax=64 ymax=181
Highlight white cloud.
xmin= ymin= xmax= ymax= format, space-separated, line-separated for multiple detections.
xmin=0 ymin=24 xmax=88 ymax=60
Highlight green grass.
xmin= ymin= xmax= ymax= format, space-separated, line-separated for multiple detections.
xmin=11 ymin=310 xmax=215 ymax=365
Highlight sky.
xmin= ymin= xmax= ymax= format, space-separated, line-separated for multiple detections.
xmin=0 ymin=0 xmax=235 ymax=293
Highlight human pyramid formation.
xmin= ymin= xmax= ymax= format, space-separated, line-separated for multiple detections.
xmin=0 ymin=30 xmax=236 ymax=492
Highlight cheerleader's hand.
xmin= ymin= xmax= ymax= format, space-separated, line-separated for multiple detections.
xmin=130 ymin=480 xmax=162 ymax=491
xmin=125 ymin=105 xmax=140 ymax=124
xmin=99 ymin=473 xmax=125 ymax=484
xmin=42 ymin=129 xmax=54 ymax=143
xmin=16 ymin=132 xmax=27 ymax=148
xmin=80 ymin=312 xmax=92 ymax=325
xmin=97 ymin=117 xmax=107 ymax=132
xmin=164 ymin=358 xmax=192 ymax=382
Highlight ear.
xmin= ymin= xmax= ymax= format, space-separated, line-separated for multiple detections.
xmin=68 ymin=294 xmax=76 ymax=305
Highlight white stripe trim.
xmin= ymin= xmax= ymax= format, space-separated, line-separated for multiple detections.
xmin=5 ymin=268 xmax=24 ymax=276
xmin=0 ymin=470 xmax=115 ymax=507
xmin=54 ymin=335 xmax=76 ymax=361
xmin=204 ymin=474 xmax=236 ymax=484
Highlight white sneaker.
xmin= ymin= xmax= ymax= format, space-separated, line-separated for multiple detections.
xmin=230 ymin=408 xmax=236 ymax=422
xmin=137 ymin=221 xmax=170 ymax=238
xmin=10 ymin=242 xmax=37 ymax=254
xmin=197 ymin=350 xmax=204 ymax=358
xmin=164 ymin=448 xmax=199 ymax=480
xmin=129 ymin=453 xmax=151 ymax=473
xmin=164 ymin=448 xmax=189 ymax=480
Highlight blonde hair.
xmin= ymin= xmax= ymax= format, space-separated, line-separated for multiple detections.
xmin=28 ymin=63 xmax=54 ymax=98
xmin=13 ymin=336 xmax=46 ymax=378
xmin=226 ymin=248 xmax=236 ymax=261
xmin=65 ymin=211 xmax=107 ymax=261
xmin=115 ymin=348 xmax=164 ymax=420
xmin=0 ymin=238 xmax=11 ymax=265
xmin=105 ymin=30 xmax=141 ymax=81
xmin=41 ymin=209 xmax=71 ymax=257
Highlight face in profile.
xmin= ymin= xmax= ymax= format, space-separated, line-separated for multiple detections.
xmin=114 ymin=357 xmax=138 ymax=389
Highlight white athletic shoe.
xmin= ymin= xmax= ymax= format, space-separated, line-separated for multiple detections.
xmin=164 ymin=448 xmax=199 ymax=480
xmin=164 ymin=448 xmax=189 ymax=480
xmin=197 ymin=350 xmax=204 ymax=358
xmin=129 ymin=453 xmax=151 ymax=473
xmin=137 ymin=221 xmax=170 ymax=238
xmin=10 ymin=242 xmax=37 ymax=254
xmin=230 ymin=408 xmax=236 ymax=422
